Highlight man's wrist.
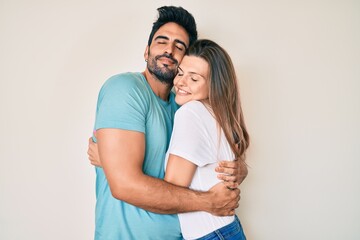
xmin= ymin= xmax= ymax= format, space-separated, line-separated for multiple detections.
xmin=195 ymin=190 xmax=213 ymax=213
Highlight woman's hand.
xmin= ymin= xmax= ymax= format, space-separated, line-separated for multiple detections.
xmin=215 ymin=160 xmax=248 ymax=189
xmin=87 ymin=137 xmax=102 ymax=167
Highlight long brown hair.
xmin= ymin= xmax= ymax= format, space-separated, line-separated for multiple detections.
xmin=187 ymin=39 xmax=250 ymax=160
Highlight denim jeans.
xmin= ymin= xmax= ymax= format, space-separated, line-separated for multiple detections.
xmin=194 ymin=215 xmax=246 ymax=240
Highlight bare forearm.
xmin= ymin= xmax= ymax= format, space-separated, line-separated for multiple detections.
xmin=96 ymin=129 xmax=238 ymax=216
xmin=111 ymin=174 xmax=210 ymax=214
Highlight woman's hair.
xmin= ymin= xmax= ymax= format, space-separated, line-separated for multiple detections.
xmin=187 ymin=39 xmax=250 ymax=160
xmin=148 ymin=6 xmax=198 ymax=47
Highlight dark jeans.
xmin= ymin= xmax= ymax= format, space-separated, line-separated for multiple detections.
xmin=195 ymin=215 xmax=246 ymax=240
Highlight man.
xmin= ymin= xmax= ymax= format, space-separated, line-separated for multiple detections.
xmin=90 ymin=6 xmax=247 ymax=239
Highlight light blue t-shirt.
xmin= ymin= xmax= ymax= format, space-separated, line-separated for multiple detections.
xmin=93 ymin=72 xmax=181 ymax=239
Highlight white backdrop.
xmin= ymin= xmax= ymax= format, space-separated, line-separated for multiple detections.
xmin=1 ymin=0 xmax=359 ymax=239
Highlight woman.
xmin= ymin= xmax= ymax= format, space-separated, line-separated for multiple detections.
xmin=163 ymin=39 xmax=249 ymax=239
xmin=88 ymin=39 xmax=249 ymax=239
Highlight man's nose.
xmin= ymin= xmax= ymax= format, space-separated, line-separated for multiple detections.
xmin=164 ymin=43 xmax=175 ymax=55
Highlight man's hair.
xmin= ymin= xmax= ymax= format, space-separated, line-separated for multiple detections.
xmin=147 ymin=6 xmax=197 ymax=48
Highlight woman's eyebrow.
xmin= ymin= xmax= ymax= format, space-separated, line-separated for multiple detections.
xmin=178 ymin=66 xmax=206 ymax=79
xmin=189 ymin=71 xmax=206 ymax=79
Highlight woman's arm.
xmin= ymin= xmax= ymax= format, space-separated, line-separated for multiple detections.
xmin=88 ymin=137 xmax=101 ymax=167
xmin=164 ymin=153 xmax=239 ymax=214
xmin=87 ymin=136 xmax=248 ymax=188
xmin=164 ymin=154 xmax=197 ymax=187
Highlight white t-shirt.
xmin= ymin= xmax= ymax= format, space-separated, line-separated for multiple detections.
xmin=165 ymin=100 xmax=235 ymax=240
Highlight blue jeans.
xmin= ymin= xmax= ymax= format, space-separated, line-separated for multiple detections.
xmin=194 ymin=215 xmax=246 ymax=240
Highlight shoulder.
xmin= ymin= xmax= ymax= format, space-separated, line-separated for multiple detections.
xmin=99 ymin=72 xmax=150 ymax=99
xmin=174 ymin=101 xmax=207 ymax=123
xmin=102 ymin=72 xmax=145 ymax=90
xmin=176 ymin=101 xmax=206 ymax=116
xmin=97 ymin=72 xmax=151 ymax=109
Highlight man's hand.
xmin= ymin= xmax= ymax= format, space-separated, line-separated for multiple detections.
xmin=87 ymin=137 xmax=102 ymax=167
xmin=216 ymin=160 xmax=248 ymax=189
xmin=206 ymin=182 xmax=240 ymax=216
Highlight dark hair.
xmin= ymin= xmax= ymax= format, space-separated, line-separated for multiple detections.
xmin=147 ymin=6 xmax=197 ymax=48
xmin=187 ymin=39 xmax=250 ymax=160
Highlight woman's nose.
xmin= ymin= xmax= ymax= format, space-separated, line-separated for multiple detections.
xmin=175 ymin=75 xmax=186 ymax=86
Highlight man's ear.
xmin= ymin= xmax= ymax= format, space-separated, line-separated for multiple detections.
xmin=144 ymin=46 xmax=149 ymax=62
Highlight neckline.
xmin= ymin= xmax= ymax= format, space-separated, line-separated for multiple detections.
xmin=138 ymin=72 xmax=173 ymax=106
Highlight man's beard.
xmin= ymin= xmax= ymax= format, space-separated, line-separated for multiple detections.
xmin=147 ymin=53 xmax=178 ymax=85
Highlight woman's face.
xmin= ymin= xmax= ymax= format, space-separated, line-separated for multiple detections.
xmin=173 ymin=55 xmax=210 ymax=106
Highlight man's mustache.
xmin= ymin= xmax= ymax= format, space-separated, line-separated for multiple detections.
xmin=155 ymin=53 xmax=178 ymax=65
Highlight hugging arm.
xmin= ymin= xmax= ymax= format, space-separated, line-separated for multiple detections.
xmin=164 ymin=154 xmax=239 ymax=215
xmin=88 ymin=135 xmax=247 ymax=190
xmin=95 ymin=128 xmax=239 ymax=216
xmin=216 ymin=159 xmax=248 ymax=189
xmin=164 ymin=154 xmax=197 ymax=188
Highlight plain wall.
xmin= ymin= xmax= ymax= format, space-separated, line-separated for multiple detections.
xmin=1 ymin=0 xmax=359 ymax=239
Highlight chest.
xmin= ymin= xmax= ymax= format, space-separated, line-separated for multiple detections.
xmin=142 ymin=101 xmax=176 ymax=177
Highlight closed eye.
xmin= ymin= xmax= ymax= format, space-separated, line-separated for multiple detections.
xmin=177 ymin=67 xmax=184 ymax=76
xmin=175 ymin=44 xmax=184 ymax=51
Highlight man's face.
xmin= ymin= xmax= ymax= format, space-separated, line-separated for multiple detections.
xmin=145 ymin=22 xmax=189 ymax=85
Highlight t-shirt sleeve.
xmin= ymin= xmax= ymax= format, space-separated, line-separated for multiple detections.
xmin=95 ymin=74 xmax=148 ymax=133
xmin=167 ymin=105 xmax=216 ymax=167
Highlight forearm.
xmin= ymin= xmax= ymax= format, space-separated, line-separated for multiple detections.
xmin=97 ymin=128 xmax=237 ymax=215
xmin=110 ymin=173 xmax=210 ymax=214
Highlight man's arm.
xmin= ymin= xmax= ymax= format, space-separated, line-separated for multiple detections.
xmin=97 ymin=128 xmax=239 ymax=216
xmin=89 ymin=136 xmax=248 ymax=189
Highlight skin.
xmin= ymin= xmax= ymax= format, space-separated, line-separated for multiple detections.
xmin=143 ymin=22 xmax=188 ymax=99
xmin=90 ymin=22 xmax=246 ymax=216
xmin=88 ymin=140 xmax=246 ymax=187
xmin=164 ymin=55 xmax=210 ymax=187
xmin=173 ymin=56 xmax=210 ymax=106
